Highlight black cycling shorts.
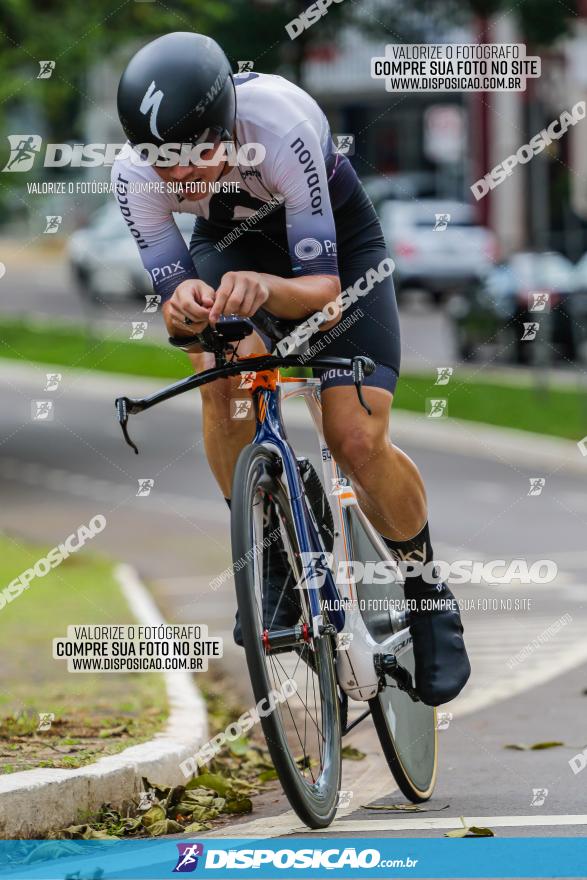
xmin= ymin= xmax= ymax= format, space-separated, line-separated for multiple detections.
xmin=189 ymin=180 xmax=401 ymax=396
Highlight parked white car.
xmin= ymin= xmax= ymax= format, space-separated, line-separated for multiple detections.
xmin=68 ymin=203 xmax=195 ymax=301
xmin=378 ymin=199 xmax=498 ymax=304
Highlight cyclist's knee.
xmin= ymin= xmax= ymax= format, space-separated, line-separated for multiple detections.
xmin=326 ymin=423 xmax=385 ymax=478
xmin=200 ymin=376 xmax=241 ymax=419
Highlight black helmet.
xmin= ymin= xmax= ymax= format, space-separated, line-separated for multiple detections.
xmin=117 ymin=32 xmax=235 ymax=146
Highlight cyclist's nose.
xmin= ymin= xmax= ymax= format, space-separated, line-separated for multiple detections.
xmin=168 ymin=163 xmax=199 ymax=181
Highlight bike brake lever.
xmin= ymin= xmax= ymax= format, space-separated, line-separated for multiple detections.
xmin=115 ymin=397 xmax=139 ymax=455
xmin=352 ymin=358 xmax=372 ymax=416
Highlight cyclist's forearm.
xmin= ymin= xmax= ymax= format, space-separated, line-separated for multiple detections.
xmin=259 ymin=273 xmax=341 ymax=320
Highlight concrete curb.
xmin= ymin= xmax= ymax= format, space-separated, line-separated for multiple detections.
xmin=0 ymin=564 xmax=208 ymax=839
xmin=1 ymin=359 xmax=585 ymax=475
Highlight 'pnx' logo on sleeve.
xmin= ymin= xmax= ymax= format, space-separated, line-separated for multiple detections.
xmin=173 ymin=843 xmax=204 ymax=872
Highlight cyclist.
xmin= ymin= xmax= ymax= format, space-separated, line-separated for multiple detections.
xmin=113 ymin=31 xmax=470 ymax=706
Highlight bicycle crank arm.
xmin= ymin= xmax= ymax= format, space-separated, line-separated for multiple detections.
xmin=374 ymin=652 xmax=420 ymax=703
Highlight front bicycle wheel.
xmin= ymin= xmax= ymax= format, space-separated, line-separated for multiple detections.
xmin=231 ymin=444 xmax=341 ymax=828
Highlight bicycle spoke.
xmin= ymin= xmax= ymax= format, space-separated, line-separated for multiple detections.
xmin=276 ymin=658 xmax=323 ymax=781
xmin=273 ymin=653 xmax=325 ymax=745
xmin=236 ymin=456 xmax=339 ymax=810
xmin=310 ymin=652 xmax=324 ymax=769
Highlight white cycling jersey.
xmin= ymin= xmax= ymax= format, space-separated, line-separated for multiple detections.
xmin=111 ymin=72 xmax=349 ymax=300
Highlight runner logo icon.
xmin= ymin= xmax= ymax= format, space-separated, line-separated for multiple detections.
xmin=3 ymin=135 xmax=42 ymax=172
xmin=173 ymin=843 xmax=204 ymax=872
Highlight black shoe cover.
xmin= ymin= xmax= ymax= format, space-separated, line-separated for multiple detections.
xmin=409 ymin=584 xmax=471 ymax=706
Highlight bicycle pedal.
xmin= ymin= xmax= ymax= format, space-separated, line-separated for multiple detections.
xmin=374 ymin=653 xmax=420 ymax=702
xmin=374 ymin=652 xmax=398 ymax=676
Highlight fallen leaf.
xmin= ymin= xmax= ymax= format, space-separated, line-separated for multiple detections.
xmin=505 ymin=741 xmax=563 ymax=751
xmin=176 ymin=791 xmax=227 ymax=823
xmin=341 ymin=746 xmax=366 ymax=761
xmin=363 ymin=803 xmax=450 ymax=813
xmin=183 ymin=821 xmax=209 ymax=833
xmin=242 ymin=748 xmax=273 ymax=769
xmin=99 ymin=724 xmax=128 ymax=738
xmin=141 ymin=778 xmax=171 ymax=801
xmin=187 ymin=773 xmax=232 ymax=797
xmin=224 ymin=797 xmax=253 ymax=814
xmin=295 ymin=754 xmax=313 ymax=770
xmin=227 ymin=736 xmax=250 ymax=756
xmin=59 ymin=824 xmax=116 ymax=840
xmin=445 ymin=817 xmax=494 ymax=838
xmin=189 ymin=805 xmax=222 ymax=823
xmin=145 ymin=819 xmax=184 ymax=837
xmin=446 ymin=825 xmax=494 ymax=838
xmin=161 ymin=784 xmax=186 ymax=811
xmin=140 ymin=805 xmax=166 ymax=827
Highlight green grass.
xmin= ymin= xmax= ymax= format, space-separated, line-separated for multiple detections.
xmin=0 ymin=533 xmax=167 ymax=772
xmin=0 ymin=315 xmax=187 ymax=380
xmin=0 ymin=315 xmax=586 ymax=440
xmin=394 ymin=374 xmax=587 ymax=441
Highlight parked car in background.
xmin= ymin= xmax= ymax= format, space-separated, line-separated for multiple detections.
xmin=362 ymin=173 xmax=436 ymax=212
xmin=449 ymin=251 xmax=587 ymax=365
xmin=377 ymin=199 xmax=497 ymax=304
xmin=68 ymin=203 xmax=195 ymax=301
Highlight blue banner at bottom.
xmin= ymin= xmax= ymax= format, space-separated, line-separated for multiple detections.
xmin=2 ymin=837 xmax=586 ymax=879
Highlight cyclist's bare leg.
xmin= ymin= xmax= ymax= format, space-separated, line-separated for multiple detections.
xmin=321 ymin=383 xmax=470 ymax=706
xmin=187 ymin=330 xmax=268 ymax=499
xmin=189 ymin=331 xmax=300 ymax=645
xmin=320 ymin=385 xmax=427 ymax=541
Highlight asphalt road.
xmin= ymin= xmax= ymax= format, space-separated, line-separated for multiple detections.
xmin=0 ymin=360 xmax=586 ymax=841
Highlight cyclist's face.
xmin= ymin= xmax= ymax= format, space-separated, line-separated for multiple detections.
xmin=154 ymin=143 xmax=226 ymax=200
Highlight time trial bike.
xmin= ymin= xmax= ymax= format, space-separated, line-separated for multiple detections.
xmin=114 ymin=316 xmax=437 ymax=829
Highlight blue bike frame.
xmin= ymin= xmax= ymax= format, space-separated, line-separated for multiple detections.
xmin=251 ymin=381 xmax=346 ymax=635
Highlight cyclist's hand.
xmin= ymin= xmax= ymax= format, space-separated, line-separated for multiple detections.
xmin=209 ymin=271 xmax=269 ymax=324
xmin=164 ymin=280 xmax=215 ymax=335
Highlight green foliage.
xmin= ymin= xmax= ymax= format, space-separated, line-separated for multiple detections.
xmin=0 ymin=0 xmax=576 ymax=143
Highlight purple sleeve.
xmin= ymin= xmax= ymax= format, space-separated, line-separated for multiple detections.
xmin=112 ymin=167 xmax=198 ymax=302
